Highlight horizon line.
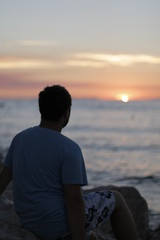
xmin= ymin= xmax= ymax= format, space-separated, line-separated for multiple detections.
xmin=0 ymin=96 xmax=160 ymax=102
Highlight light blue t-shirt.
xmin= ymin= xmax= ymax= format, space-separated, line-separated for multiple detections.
xmin=4 ymin=126 xmax=88 ymax=239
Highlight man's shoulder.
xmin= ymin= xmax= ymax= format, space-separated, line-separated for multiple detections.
xmin=61 ymin=134 xmax=80 ymax=150
xmin=15 ymin=127 xmax=34 ymax=137
xmin=13 ymin=127 xmax=35 ymax=142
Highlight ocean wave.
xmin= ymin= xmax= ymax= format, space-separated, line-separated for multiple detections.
xmin=80 ymin=142 xmax=160 ymax=152
xmin=117 ymin=175 xmax=160 ymax=184
xmin=0 ymin=102 xmax=5 ymax=108
xmin=68 ymin=124 xmax=160 ymax=134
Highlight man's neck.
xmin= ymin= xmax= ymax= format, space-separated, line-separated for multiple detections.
xmin=39 ymin=120 xmax=62 ymax=133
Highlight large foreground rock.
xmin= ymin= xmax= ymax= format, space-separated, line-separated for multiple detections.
xmin=85 ymin=186 xmax=149 ymax=240
xmin=0 ymin=184 xmax=159 ymax=240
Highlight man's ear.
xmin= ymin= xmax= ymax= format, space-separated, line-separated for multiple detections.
xmin=62 ymin=107 xmax=71 ymax=128
xmin=65 ymin=107 xmax=71 ymax=118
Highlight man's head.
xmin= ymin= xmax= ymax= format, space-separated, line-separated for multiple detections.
xmin=38 ymin=85 xmax=72 ymax=127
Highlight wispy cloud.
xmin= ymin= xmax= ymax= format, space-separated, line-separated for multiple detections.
xmin=66 ymin=60 xmax=105 ymax=68
xmin=0 ymin=58 xmax=58 ymax=69
xmin=1 ymin=53 xmax=160 ymax=71
xmin=7 ymin=40 xmax=57 ymax=47
xmin=71 ymin=53 xmax=160 ymax=67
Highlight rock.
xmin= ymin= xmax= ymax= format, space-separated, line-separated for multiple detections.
xmin=149 ymin=225 xmax=160 ymax=240
xmin=0 ymin=195 xmax=40 ymax=240
xmin=84 ymin=185 xmax=149 ymax=240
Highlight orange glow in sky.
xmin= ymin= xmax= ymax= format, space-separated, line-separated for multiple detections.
xmin=0 ymin=1 xmax=160 ymax=100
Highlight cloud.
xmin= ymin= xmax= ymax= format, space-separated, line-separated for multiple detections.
xmin=72 ymin=53 xmax=160 ymax=67
xmin=66 ymin=60 xmax=106 ymax=68
xmin=7 ymin=40 xmax=57 ymax=47
xmin=1 ymin=53 xmax=160 ymax=71
xmin=0 ymin=58 xmax=57 ymax=70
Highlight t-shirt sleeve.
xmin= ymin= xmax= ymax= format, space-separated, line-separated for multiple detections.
xmin=61 ymin=144 xmax=88 ymax=186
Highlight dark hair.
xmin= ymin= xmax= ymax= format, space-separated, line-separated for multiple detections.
xmin=38 ymin=85 xmax=72 ymax=121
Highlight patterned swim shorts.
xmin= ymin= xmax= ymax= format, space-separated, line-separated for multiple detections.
xmin=83 ymin=190 xmax=115 ymax=231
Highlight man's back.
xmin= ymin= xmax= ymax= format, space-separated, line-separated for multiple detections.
xmin=4 ymin=126 xmax=88 ymax=238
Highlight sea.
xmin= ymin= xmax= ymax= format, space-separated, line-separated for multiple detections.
xmin=0 ymin=99 xmax=160 ymax=228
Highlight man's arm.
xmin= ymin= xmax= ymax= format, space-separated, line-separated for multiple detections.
xmin=0 ymin=165 xmax=12 ymax=195
xmin=64 ymin=184 xmax=85 ymax=240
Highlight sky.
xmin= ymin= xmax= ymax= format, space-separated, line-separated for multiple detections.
xmin=0 ymin=0 xmax=160 ymax=100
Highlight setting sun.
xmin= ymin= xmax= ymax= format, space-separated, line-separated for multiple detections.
xmin=121 ymin=95 xmax=129 ymax=102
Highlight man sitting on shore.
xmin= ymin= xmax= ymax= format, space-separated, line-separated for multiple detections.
xmin=0 ymin=85 xmax=138 ymax=240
